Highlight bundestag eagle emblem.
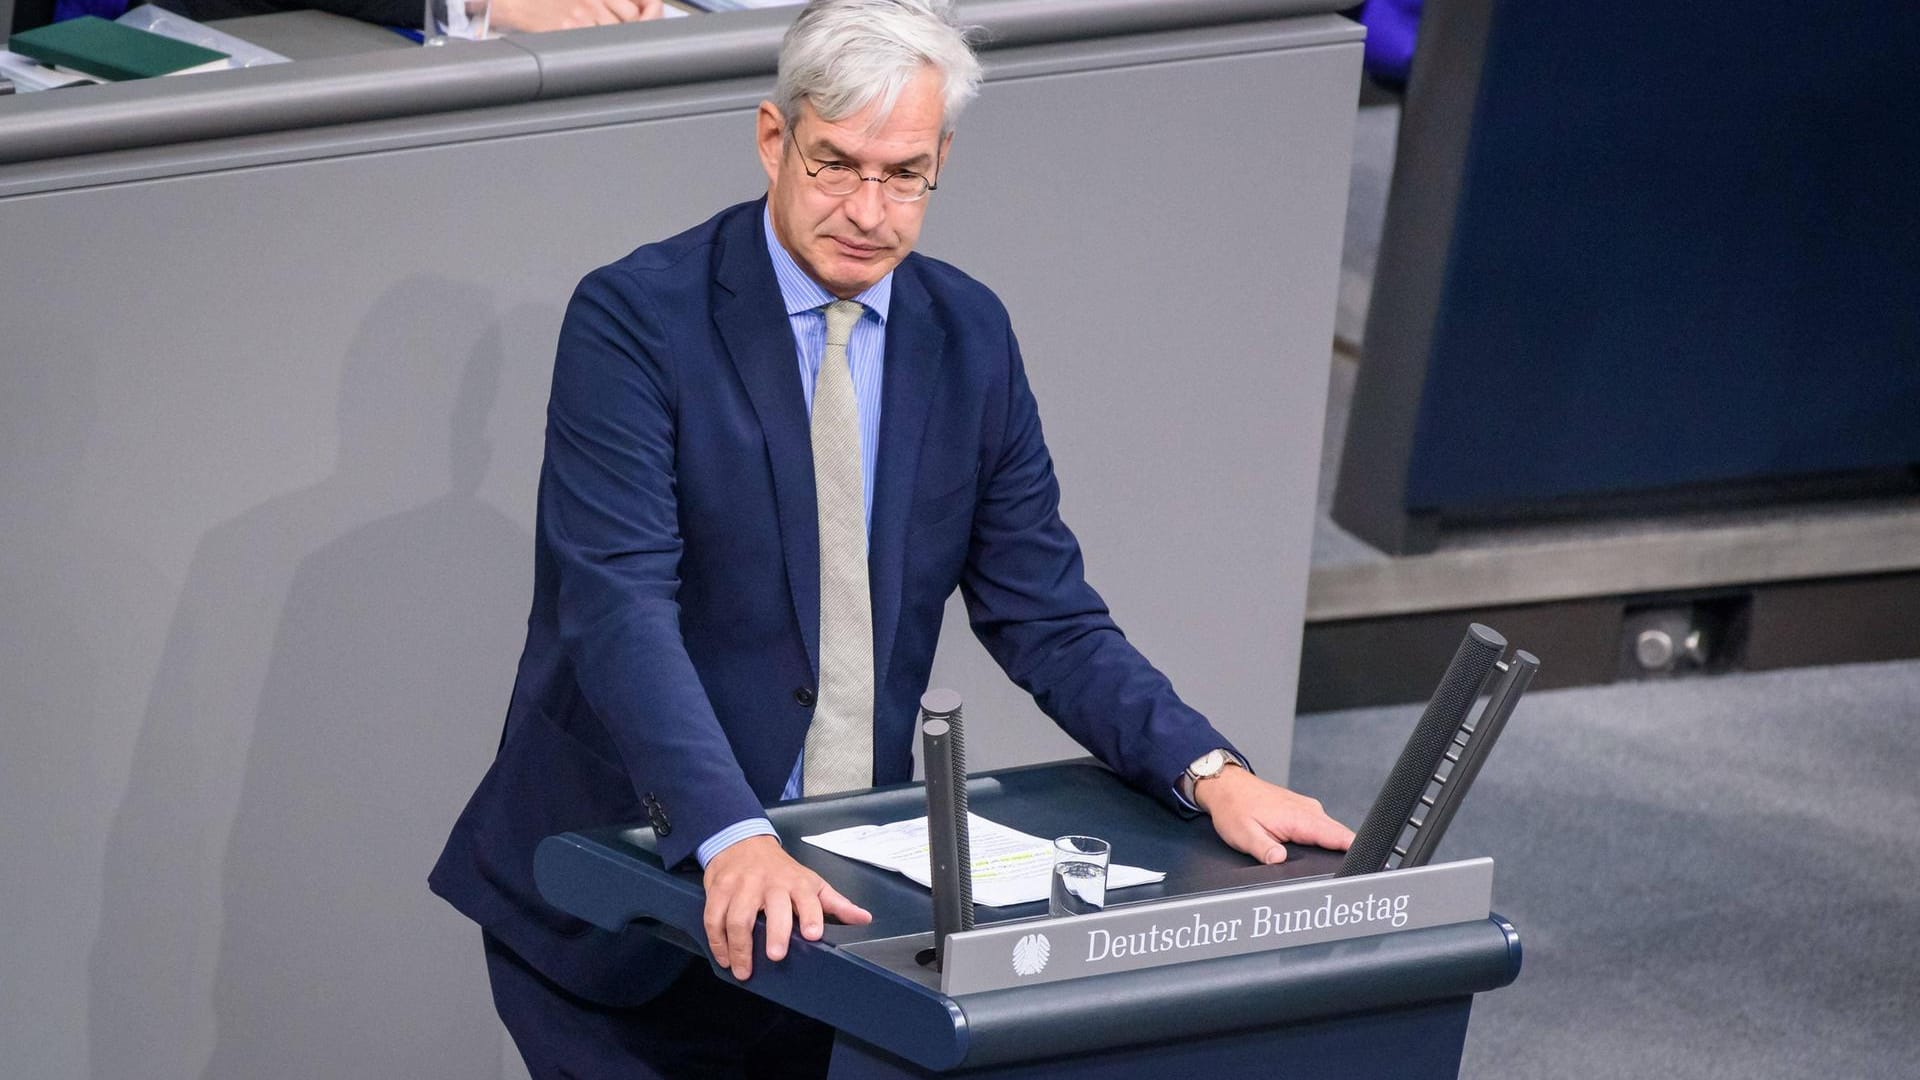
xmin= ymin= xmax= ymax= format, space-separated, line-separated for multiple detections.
xmin=1011 ymin=932 xmax=1051 ymax=977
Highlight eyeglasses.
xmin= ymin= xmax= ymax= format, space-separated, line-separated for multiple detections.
xmin=787 ymin=129 xmax=938 ymax=203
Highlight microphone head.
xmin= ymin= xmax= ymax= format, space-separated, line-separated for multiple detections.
xmin=919 ymin=688 xmax=962 ymax=720
xmin=1466 ymin=623 xmax=1508 ymax=650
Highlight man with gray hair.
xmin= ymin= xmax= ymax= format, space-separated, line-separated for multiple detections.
xmin=431 ymin=1 xmax=1353 ymax=1075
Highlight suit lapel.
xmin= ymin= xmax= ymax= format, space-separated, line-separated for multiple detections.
xmin=869 ymin=259 xmax=946 ymax=700
xmin=713 ymin=203 xmax=821 ymax=677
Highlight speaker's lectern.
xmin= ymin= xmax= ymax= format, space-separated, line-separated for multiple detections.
xmin=536 ymin=761 xmax=1520 ymax=1079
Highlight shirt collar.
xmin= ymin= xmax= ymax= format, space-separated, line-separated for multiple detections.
xmin=763 ymin=204 xmax=893 ymax=324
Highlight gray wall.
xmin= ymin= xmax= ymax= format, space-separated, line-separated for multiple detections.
xmin=0 ymin=22 xmax=1357 ymax=1080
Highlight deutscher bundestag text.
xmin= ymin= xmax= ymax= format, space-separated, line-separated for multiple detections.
xmin=1086 ymin=893 xmax=1412 ymax=962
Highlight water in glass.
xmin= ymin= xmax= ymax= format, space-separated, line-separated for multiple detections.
xmin=1051 ymin=859 xmax=1107 ymax=916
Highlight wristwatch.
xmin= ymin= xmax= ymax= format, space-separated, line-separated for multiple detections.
xmin=1179 ymin=748 xmax=1237 ymax=806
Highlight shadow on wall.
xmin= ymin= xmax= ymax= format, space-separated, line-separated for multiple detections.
xmin=1 ymin=339 xmax=168 ymax=1080
xmin=88 ymin=282 xmax=552 ymax=1080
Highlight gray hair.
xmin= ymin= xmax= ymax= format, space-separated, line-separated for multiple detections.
xmin=774 ymin=0 xmax=983 ymax=137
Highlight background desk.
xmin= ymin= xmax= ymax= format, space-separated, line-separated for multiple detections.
xmin=0 ymin=3 xmax=1361 ymax=1077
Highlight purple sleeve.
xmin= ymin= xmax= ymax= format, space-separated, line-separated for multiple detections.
xmin=1360 ymin=0 xmax=1425 ymax=85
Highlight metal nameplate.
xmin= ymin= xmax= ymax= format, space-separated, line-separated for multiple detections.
xmin=938 ymin=858 xmax=1494 ymax=995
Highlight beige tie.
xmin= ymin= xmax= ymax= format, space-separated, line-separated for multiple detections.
xmin=803 ymin=300 xmax=874 ymax=796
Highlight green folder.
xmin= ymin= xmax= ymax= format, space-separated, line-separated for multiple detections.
xmin=8 ymin=16 xmax=230 ymax=82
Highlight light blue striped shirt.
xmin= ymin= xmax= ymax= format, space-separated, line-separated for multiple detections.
xmin=694 ymin=208 xmax=893 ymax=867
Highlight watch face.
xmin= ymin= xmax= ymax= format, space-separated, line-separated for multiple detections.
xmin=1192 ymin=749 xmax=1226 ymax=778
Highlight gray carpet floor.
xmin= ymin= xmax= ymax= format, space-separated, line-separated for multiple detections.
xmin=1290 ymin=659 xmax=1920 ymax=1079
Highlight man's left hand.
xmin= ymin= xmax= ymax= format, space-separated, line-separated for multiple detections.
xmin=1195 ymin=766 xmax=1355 ymax=865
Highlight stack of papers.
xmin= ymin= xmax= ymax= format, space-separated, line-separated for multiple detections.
xmin=7 ymin=16 xmax=231 ymax=82
xmin=0 ymin=8 xmax=289 ymax=93
xmin=0 ymin=49 xmax=97 ymax=91
xmin=803 ymin=814 xmax=1164 ymax=908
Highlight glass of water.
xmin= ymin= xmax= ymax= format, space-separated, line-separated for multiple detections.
xmin=424 ymin=0 xmax=492 ymax=44
xmin=1049 ymin=835 xmax=1111 ymax=917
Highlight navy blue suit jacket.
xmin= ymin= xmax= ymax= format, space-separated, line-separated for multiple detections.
xmin=430 ymin=199 xmax=1235 ymax=1004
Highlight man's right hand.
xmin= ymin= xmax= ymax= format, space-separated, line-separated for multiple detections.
xmin=701 ymin=835 xmax=872 ymax=981
xmin=489 ymin=0 xmax=661 ymax=33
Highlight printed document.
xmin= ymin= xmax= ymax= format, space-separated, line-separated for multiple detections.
xmin=802 ymin=814 xmax=1164 ymax=908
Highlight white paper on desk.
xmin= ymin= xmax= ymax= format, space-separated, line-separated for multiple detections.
xmin=0 ymin=50 xmax=97 ymax=91
xmin=802 ymin=813 xmax=1163 ymax=908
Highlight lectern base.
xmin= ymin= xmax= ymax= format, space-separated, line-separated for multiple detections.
xmin=827 ymin=996 xmax=1473 ymax=1078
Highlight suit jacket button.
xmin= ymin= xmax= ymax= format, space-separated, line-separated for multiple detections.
xmin=794 ymin=687 xmax=815 ymax=707
xmin=649 ymin=806 xmax=671 ymax=837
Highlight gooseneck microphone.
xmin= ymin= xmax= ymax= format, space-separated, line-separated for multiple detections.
xmin=1339 ymin=624 xmax=1508 ymax=877
xmin=919 ymin=689 xmax=973 ymax=969
xmin=1397 ymin=649 xmax=1538 ymax=869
